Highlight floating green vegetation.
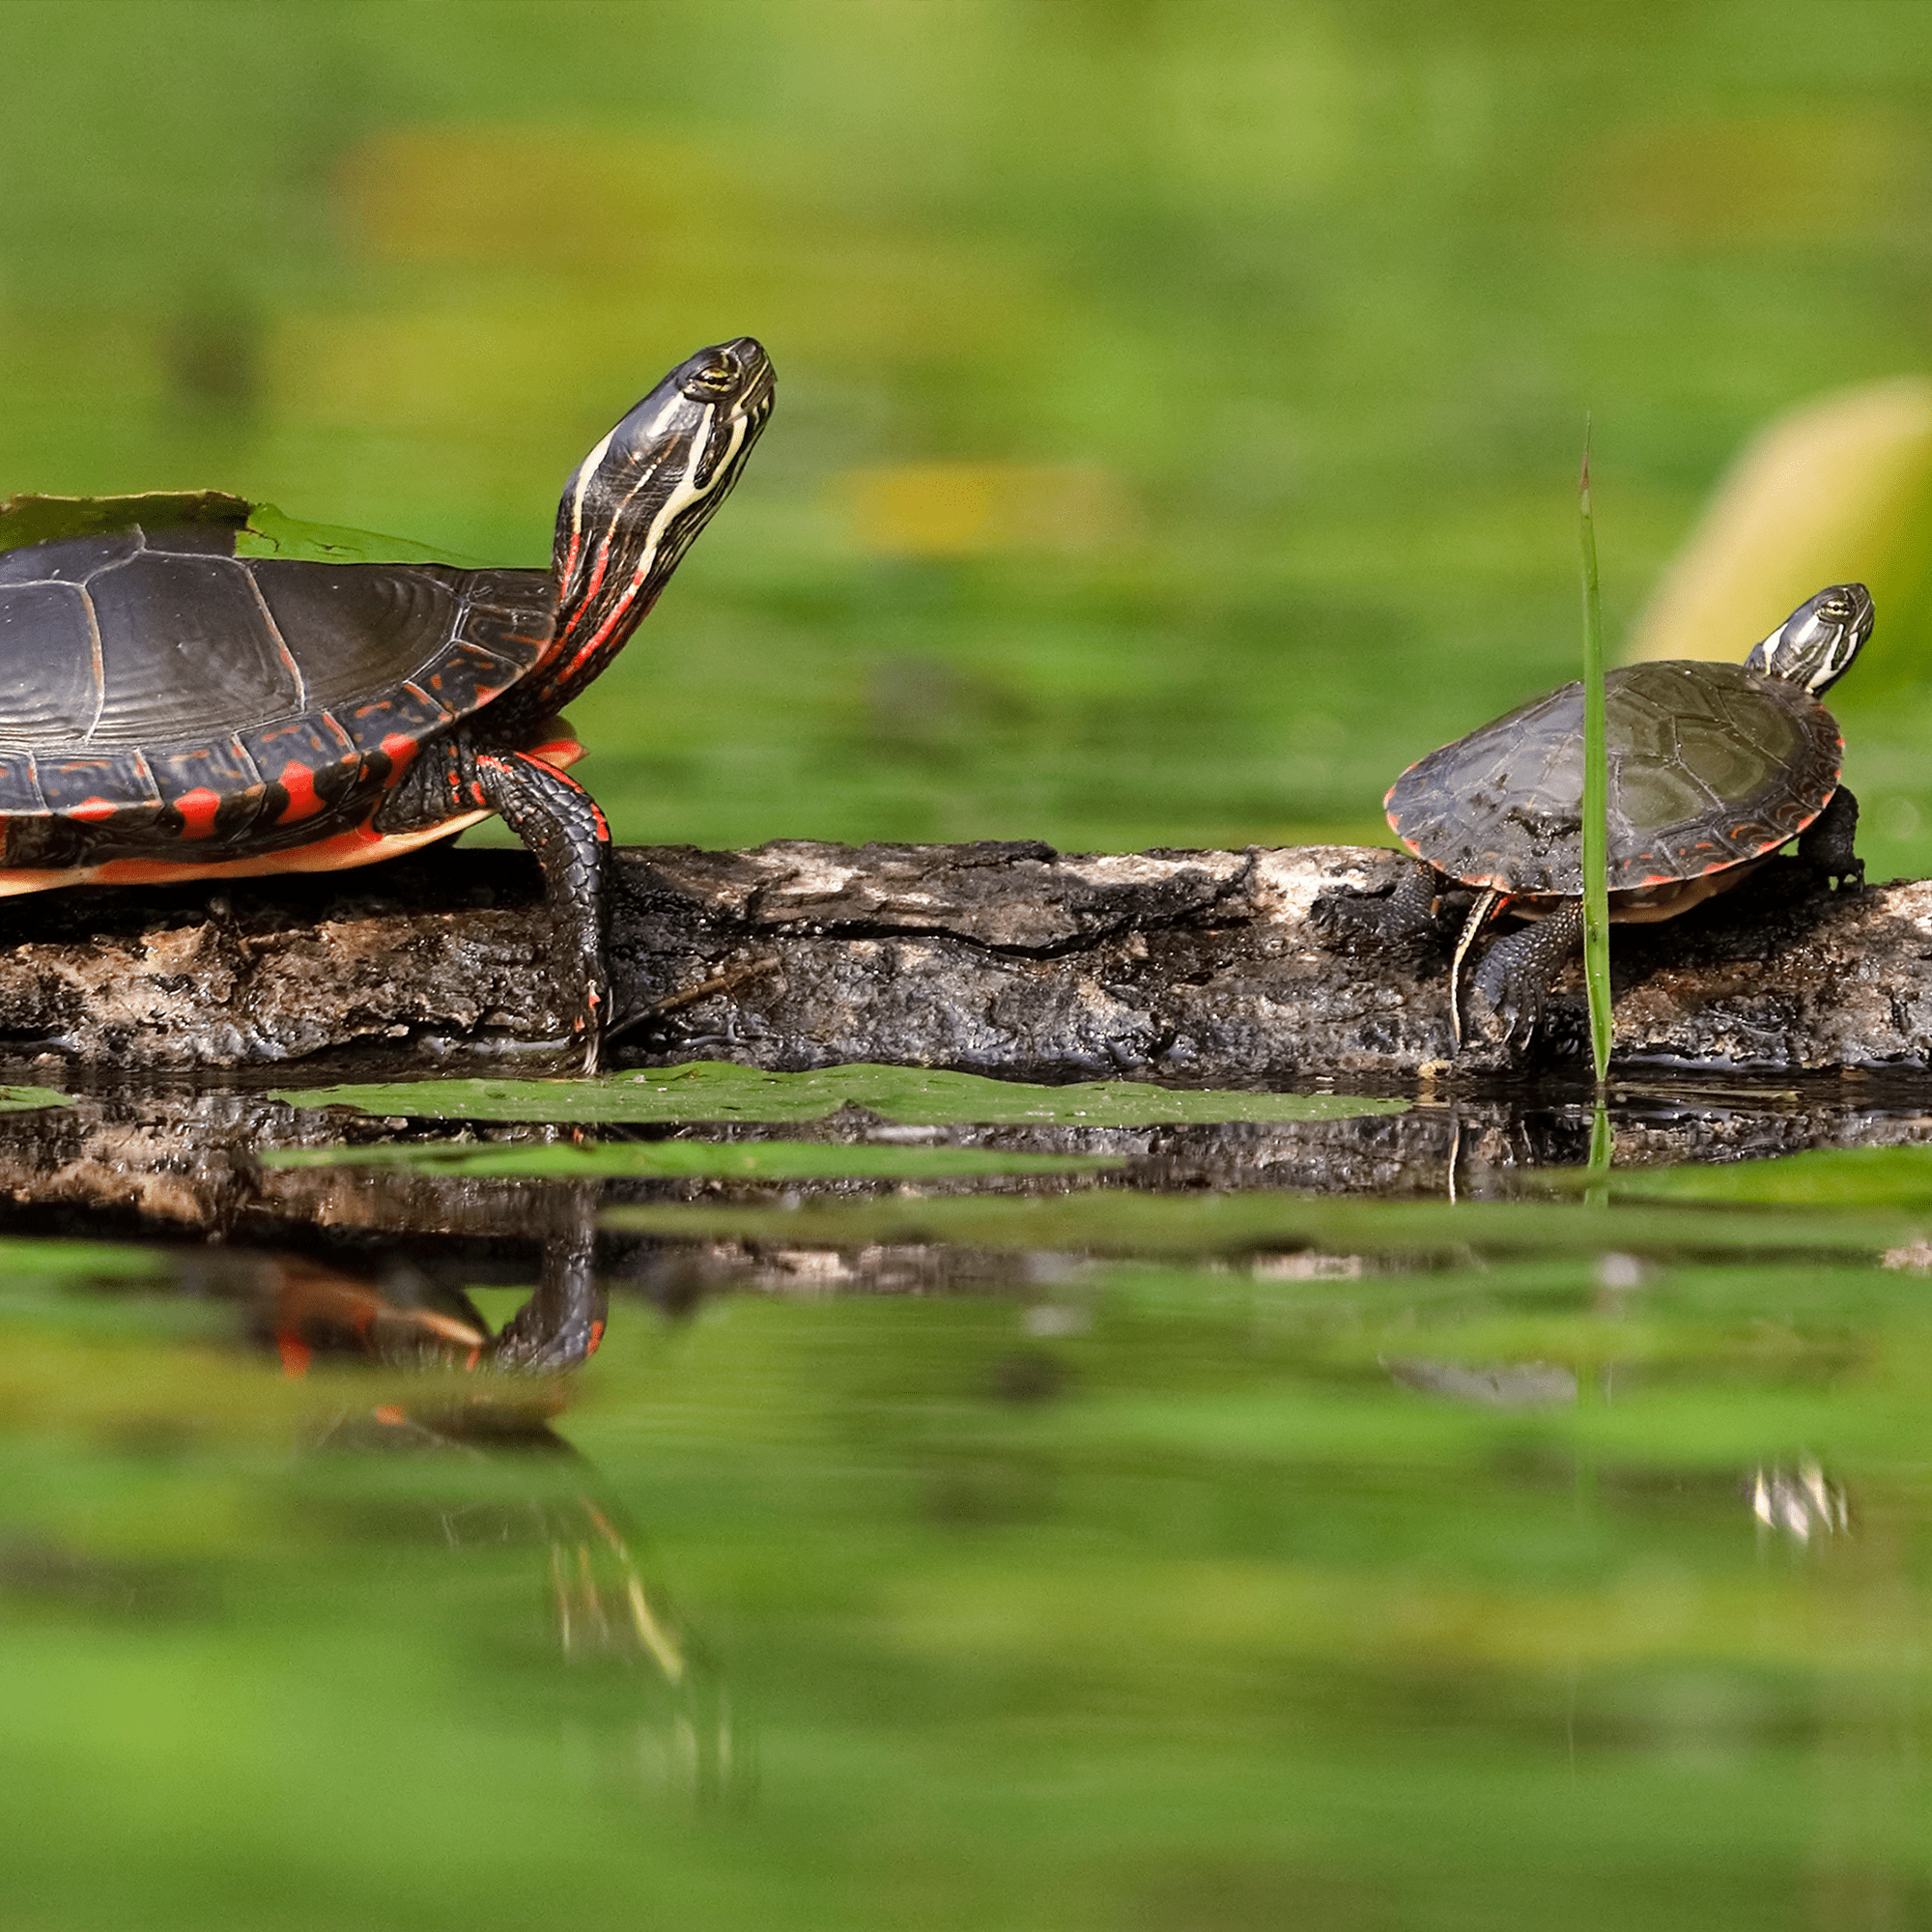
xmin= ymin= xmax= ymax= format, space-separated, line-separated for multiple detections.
xmin=600 ymin=1186 xmax=1921 ymax=1260
xmin=262 ymin=1138 xmax=1119 ymax=1181
xmin=270 ymin=1061 xmax=1408 ymax=1128
xmin=1619 ymin=1143 xmax=1932 ymax=1210
xmin=0 ymin=1086 xmax=69 ymax=1112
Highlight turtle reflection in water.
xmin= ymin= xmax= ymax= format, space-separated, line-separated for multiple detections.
xmin=1314 ymin=584 xmax=1873 ymax=1053
xmin=202 ymin=1243 xmax=739 ymax=1802
xmin=0 ymin=337 xmax=773 ymax=1071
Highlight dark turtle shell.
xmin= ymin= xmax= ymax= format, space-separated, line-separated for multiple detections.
xmin=0 ymin=518 xmax=554 ymax=865
xmin=1385 ymin=660 xmax=1843 ymax=895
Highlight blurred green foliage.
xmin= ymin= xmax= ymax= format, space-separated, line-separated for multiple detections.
xmin=6 ymin=1 xmax=1932 ymax=867
xmin=5 ymin=1230 xmax=1932 ymax=1928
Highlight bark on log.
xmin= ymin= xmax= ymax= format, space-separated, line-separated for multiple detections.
xmin=0 ymin=838 xmax=1921 ymax=1080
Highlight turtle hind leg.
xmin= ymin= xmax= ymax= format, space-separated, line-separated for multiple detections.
xmin=1798 ymin=784 xmax=1862 ymax=892
xmin=376 ymin=736 xmax=611 ymax=1073
xmin=1462 ymin=902 xmax=1585 ymax=1053
xmin=1311 ymin=860 xmax=1449 ymax=961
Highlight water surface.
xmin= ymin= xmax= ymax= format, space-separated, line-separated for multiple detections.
xmin=4 ymin=1065 xmax=1931 ymax=1928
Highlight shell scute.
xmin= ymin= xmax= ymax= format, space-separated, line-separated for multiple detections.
xmin=1386 ymin=660 xmax=1843 ymax=895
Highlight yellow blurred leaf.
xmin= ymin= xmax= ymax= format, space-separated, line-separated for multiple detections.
xmin=841 ymin=462 xmax=1132 ymax=557
xmin=1626 ymin=377 xmax=1932 ymax=665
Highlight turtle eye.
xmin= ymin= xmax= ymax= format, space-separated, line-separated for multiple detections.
xmin=682 ymin=363 xmax=738 ymax=402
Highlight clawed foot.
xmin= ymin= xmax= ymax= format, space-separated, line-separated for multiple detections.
xmin=1310 ymin=862 xmax=1449 ymax=962
xmin=1459 ymin=966 xmax=1545 ymax=1055
xmin=1457 ymin=901 xmax=1584 ymax=1057
xmin=1797 ymin=785 xmax=1862 ymax=895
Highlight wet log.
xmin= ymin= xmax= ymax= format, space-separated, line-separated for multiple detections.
xmin=0 ymin=838 xmax=1919 ymax=1081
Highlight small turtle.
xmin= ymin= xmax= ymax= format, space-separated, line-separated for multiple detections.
xmin=0 ymin=336 xmax=774 ymax=1070
xmin=1313 ymin=583 xmax=1873 ymax=1052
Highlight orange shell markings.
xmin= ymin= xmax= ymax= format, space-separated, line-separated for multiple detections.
xmin=173 ymin=787 xmax=222 ymax=838
xmin=277 ymin=763 xmax=324 ymax=825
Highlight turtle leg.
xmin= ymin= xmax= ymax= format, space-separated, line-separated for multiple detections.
xmin=493 ymin=1182 xmax=608 ymax=1372
xmin=472 ymin=751 xmax=611 ymax=1073
xmin=1311 ymin=860 xmax=1448 ymax=959
xmin=1798 ymin=784 xmax=1862 ymax=891
xmin=1462 ymin=902 xmax=1585 ymax=1052
xmin=1447 ymin=887 xmax=1505 ymax=1048
xmin=376 ymin=736 xmax=611 ymax=1071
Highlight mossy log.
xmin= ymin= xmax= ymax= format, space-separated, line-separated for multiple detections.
xmin=0 ymin=838 xmax=1918 ymax=1081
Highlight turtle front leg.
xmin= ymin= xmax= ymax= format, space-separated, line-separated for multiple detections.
xmin=493 ymin=1182 xmax=608 ymax=1371
xmin=1798 ymin=784 xmax=1862 ymax=891
xmin=1311 ymin=860 xmax=1450 ymax=960
xmin=1462 ymin=902 xmax=1585 ymax=1053
xmin=472 ymin=750 xmax=611 ymax=1073
xmin=378 ymin=736 xmax=611 ymax=1071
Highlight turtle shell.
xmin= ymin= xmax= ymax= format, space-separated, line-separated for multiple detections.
xmin=1386 ymin=660 xmax=1844 ymax=895
xmin=0 ymin=519 xmax=554 ymax=870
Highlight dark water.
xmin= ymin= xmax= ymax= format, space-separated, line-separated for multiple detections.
xmin=5 ymin=1065 xmax=1932 ymax=1930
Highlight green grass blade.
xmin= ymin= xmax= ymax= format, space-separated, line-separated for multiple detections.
xmin=1578 ymin=425 xmax=1612 ymax=1086
xmin=1584 ymin=1097 xmax=1611 ymax=1208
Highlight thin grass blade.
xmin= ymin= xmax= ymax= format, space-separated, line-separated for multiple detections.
xmin=1578 ymin=425 xmax=1612 ymax=1086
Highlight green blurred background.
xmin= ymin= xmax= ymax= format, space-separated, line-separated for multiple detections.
xmin=6 ymin=0 xmax=1932 ymax=864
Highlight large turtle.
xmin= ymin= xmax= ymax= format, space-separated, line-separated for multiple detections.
xmin=1313 ymin=583 xmax=1873 ymax=1052
xmin=0 ymin=336 xmax=773 ymax=1070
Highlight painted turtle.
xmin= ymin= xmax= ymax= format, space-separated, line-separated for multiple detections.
xmin=1312 ymin=583 xmax=1873 ymax=1052
xmin=0 ymin=336 xmax=773 ymax=1069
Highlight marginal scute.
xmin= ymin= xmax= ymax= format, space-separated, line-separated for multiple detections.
xmin=1388 ymin=660 xmax=1842 ymax=895
xmin=0 ymin=522 xmax=556 ymax=846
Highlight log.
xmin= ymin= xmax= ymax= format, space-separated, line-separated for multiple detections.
xmin=0 ymin=837 xmax=1918 ymax=1080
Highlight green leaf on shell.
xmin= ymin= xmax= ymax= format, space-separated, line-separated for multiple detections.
xmin=0 ymin=491 xmax=252 ymax=554
xmin=268 ymin=1062 xmax=1410 ymax=1128
xmin=237 ymin=504 xmax=490 ymax=568
xmin=0 ymin=491 xmax=490 ymax=569
xmin=261 ymin=1139 xmax=1119 ymax=1180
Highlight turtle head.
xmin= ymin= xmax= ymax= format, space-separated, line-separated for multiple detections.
xmin=1743 ymin=582 xmax=1872 ymax=696
xmin=537 ymin=337 xmax=774 ymax=710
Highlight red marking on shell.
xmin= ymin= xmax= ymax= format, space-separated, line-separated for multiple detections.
xmin=380 ymin=732 xmax=417 ymax=778
xmin=277 ymin=761 xmax=323 ymax=825
xmin=173 ymin=787 xmax=221 ymax=838
xmin=68 ymin=798 xmax=116 ymax=823
xmin=276 ymin=1334 xmax=311 ymax=1379
xmin=587 ymin=1319 xmax=606 ymax=1356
